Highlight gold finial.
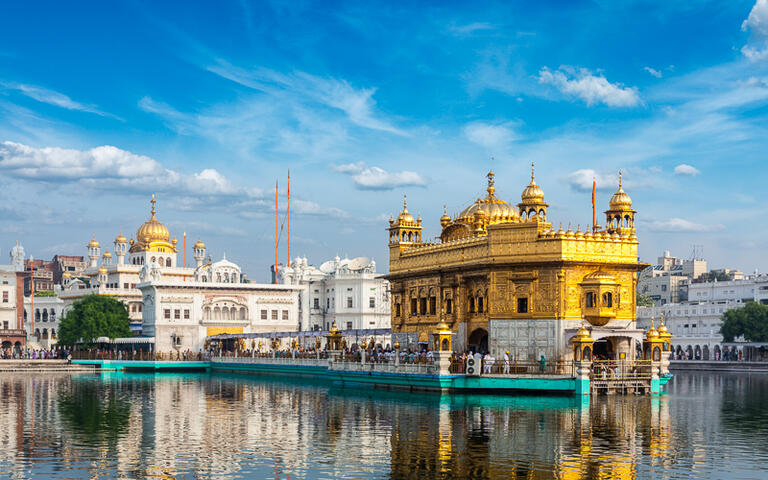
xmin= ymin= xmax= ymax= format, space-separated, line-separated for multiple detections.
xmin=651 ymin=315 xmax=655 ymax=330
xmin=487 ymin=170 xmax=495 ymax=195
xmin=403 ymin=194 xmax=407 ymax=210
xmin=660 ymin=311 xmax=664 ymax=326
xmin=443 ymin=204 xmax=447 ymax=215
xmin=618 ymin=170 xmax=623 ymax=188
xmin=151 ymin=194 xmax=156 ymax=216
xmin=531 ymin=162 xmax=535 ymax=182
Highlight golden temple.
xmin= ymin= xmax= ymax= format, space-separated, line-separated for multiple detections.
xmin=387 ymin=165 xmax=647 ymax=361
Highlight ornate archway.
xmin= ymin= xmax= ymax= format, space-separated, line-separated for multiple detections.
xmin=468 ymin=328 xmax=488 ymax=354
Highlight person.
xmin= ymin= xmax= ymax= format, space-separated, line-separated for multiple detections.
xmin=66 ymin=352 xmax=72 ymax=365
xmin=539 ymin=354 xmax=546 ymax=372
xmin=503 ymin=351 xmax=510 ymax=374
xmin=483 ymin=352 xmax=493 ymax=374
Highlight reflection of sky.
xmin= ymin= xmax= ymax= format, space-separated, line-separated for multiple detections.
xmin=0 ymin=372 xmax=765 ymax=478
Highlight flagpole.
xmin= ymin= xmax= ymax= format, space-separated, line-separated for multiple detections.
xmin=287 ymin=169 xmax=291 ymax=268
xmin=592 ymin=177 xmax=597 ymax=233
xmin=274 ymin=180 xmax=278 ymax=284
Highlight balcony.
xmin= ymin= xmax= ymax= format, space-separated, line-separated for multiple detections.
xmin=0 ymin=329 xmax=27 ymax=337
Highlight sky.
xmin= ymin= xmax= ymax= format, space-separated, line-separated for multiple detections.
xmin=1 ymin=0 xmax=768 ymax=281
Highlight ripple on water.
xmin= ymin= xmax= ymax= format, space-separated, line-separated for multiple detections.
xmin=0 ymin=371 xmax=765 ymax=479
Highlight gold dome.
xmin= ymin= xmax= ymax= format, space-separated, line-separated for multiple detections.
xmin=521 ymin=163 xmax=545 ymax=203
xmin=129 ymin=195 xmax=176 ymax=254
xmin=62 ymin=272 xmax=71 ymax=278
xmin=98 ymin=265 xmax=108 ymax=274
xmin=88 ymin=236 xmax=100 ymax=248
xmin=646 ymin=326 xmax=659 ymax=339
xmin=103 ymin=251 xmax=112 ymax=258
xmin=115 ymin=232 xmax=127 ymax=243
xmin=456 ymin=171 xmax=520 ymax=225
xmin=398 ymin=197 xmax=415 ymax=224
xmin=440 ymin=205 xmax=451 ymax=227
xmin=609 ymin=171 xmax=633 ymax=210
xmin=194 ymin=238 xmax=205 ymax=249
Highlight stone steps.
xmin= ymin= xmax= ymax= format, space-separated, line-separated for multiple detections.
xmin=0 ymin=361 xmax=97 ymax=372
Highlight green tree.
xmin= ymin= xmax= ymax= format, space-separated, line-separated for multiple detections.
xmin=699 ymin=270 xmax=732 ymax=282
xmin=720 ymin=302 xmax=768 ymax=342
xmin=57 ymin=294 xmax=132 ymax=347
xmin=637 ymin=294 xmax=655 ymax=307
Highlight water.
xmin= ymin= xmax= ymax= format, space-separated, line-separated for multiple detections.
xmin=0 ymin=371 xmax=766 ymax=479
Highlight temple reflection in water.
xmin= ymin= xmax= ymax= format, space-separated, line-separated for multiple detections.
xmin=0 ymin=373 xmax=680 ymax=479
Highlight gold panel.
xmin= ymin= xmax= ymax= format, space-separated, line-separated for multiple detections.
xmin=206 ymin=327 xmax=243 ymax=336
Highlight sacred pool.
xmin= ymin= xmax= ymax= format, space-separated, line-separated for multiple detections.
xmin=0 ymin=371 xmax=765 ymax=479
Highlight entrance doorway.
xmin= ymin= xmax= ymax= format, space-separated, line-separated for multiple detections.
xmin=592 ymin=339 xmax=614 ymax=360
xmin=468 ymin=328 xmax=488 ymax=354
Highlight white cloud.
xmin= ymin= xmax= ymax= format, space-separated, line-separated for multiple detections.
xmin=565 ymin=169 xmax=621 ymax=192
xmin=673 ymin=164 xmax=700 ymax=176
xmin=537 ymin=66 xmax=641 ymax=107
xmin=1 ymin=82 xmax=118 ymax=119
xmin=463 ymin=121 xmax=520 ymax=150
xmin=644 ymin=67 xmax=662 ymax=78
xmin=742 ymin=0 xmax=768 ymax=61
xmin=448 ymin=22 xmax=496 ymax=36
xmin=645 ymin=218 xmax=724 ymax=233
xmin=0 ymin=140 xmax=261 ymax=198
xmin=205 ymin=61 xmax=407 ymax=136
xmin=565 ymin=167 xmax=662 ymax=193
xmin=331 ymin=162 xmax=426 ymax=190
xmin=330 ymin=162 xmax=366 ymax=174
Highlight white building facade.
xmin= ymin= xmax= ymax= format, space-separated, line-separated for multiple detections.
xmin=637 ymin=274 xmax=768 ymax=360
xmin=138 ymin=257 xmax=302 ymax=352
xmin=277 ymin=256 xmax=391 ymax=332
xmin=58 ymin=195 xmax=211 ymax=332
xmin=23 ymin=296 xmax=65 ymax=348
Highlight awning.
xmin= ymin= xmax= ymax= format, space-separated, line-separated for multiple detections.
xmin=113 ymin=336 xmax=155 ymax=344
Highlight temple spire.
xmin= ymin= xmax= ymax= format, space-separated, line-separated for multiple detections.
xmin=151 ymin=194 xmax=156 ymax=217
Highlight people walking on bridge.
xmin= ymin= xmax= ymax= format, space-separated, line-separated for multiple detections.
xmin=503 ymin=351 xmax=510 ymax=374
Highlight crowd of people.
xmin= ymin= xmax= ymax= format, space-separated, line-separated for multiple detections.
xmin=0 ymin=347 xmax=70 ymax=360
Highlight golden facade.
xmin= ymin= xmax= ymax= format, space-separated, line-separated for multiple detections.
xmin=387 ymin=167 xmax=647 ymax=360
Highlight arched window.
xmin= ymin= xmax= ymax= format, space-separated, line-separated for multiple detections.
xmin=166 ymin=258 xmax=171 ymax=267
xmin=602 ymin=292 xmax=612 ymax=307
xmin=408 ymin=232 xmax=413 ymax=242
xmin=42 ymin=310 xmax=48 ymax=322
xmin=35 ymin=309 xmax=40 ymax=321
xmin=402 ymin=232 xmax=407 ymax=241
xmin=240 ymin=307 xmax=247 ymax=320
xmin=34 ymin=328 xmax=40 ymax=338
xmin=217 ymin=273 xmax=221 ymax=283
xmin=538 ymin=209 xmax=545 ymax=218
xmin=586 ymin=292 xmax=595 ymax=308
xmin=42 ymin=328 xmax=48 ymax=339
xmin=51 ymin=329 xmax=56 ymax=339
xmin=214 ymin=307 xmax=221 ymax=320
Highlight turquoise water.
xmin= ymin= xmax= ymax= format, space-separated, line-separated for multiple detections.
xmin=0 ymin=371 xmax=765 ymax=479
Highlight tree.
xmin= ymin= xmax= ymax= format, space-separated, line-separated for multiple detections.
xmin=57 ymin=294 xmax=132 ymax=347
xmin=699 ymin=270 xmax=732 ymax=283
xmin=720 ymin=302 xmax=768 ymax=342
xmin=637 ymin=294 xmax=655 ymax=307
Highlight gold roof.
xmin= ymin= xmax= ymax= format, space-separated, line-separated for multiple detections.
xmin=136 ymin=195 xmax=170 ymax=243
xmin=88 ymin=235 xmax=100 ymax=248
xmin=194 ymin=238 xmax=205 ymax=249
xmin=520 ymin=163 xmax=545 ymax=204
xmin=98 ymin=265 xmax=108 ymax=274
xmin=103 ymin=251 xmax=112 ymax=258
xmin=115 ymin=232 xmax=127 ymax=243
xmin=456 ymin=171 xmax=520 ymax=224
xmin=129 ymin=195 xmax=177 ymax=253
xmin=397 ymin=195 xmax=416 ymax=224
xmin=608 ymin=171 xmax=633 ymax=210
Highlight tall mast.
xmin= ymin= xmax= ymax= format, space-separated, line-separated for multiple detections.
xmin=274 ymin=179 xmax=278 ymax=284
xmin=287 ymin=169 xmax=291 ymax=268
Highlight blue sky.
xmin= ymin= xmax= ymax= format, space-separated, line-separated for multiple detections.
xmin=1 ymin=0 xmax=768 ymax=280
